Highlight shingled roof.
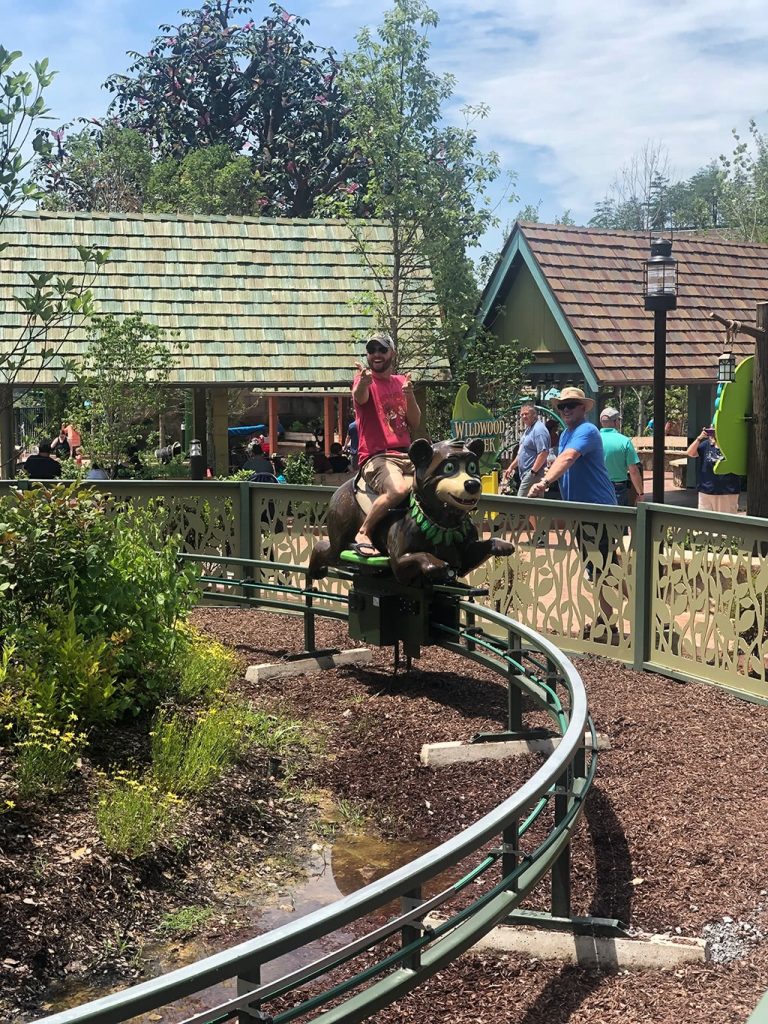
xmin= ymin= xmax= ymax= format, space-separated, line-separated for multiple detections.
xmin=0 ymin=211 xmax=447 ymax=387
xmin=479 ymin=222 xmax=767 ymax=386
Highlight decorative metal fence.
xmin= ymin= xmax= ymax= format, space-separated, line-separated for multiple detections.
xmin=3 ymin=479 xmax=767 ymax=702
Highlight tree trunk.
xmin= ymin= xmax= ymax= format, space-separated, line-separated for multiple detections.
xmin=748 ymin=303 xmax=768 ymax=518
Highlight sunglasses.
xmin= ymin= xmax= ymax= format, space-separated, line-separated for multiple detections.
xmin=366 ymin=344 xmax=389 ymax=355
xmin=557 ymin=400 xmax=583 ymax=411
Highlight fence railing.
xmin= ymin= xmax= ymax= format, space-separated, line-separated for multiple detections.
xmin=3 ymin=479 xmax=766 ymax=703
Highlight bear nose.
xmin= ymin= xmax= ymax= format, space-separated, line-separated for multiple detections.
xmin=464 ymin=478 xmax=481 ymax=495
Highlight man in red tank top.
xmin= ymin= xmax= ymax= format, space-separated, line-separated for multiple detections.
xmin=351 ymin=332 xmax=421 ymax=555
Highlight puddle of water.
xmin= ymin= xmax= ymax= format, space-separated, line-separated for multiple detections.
xmin=40 ymin=832 xmax=433 ymax=1024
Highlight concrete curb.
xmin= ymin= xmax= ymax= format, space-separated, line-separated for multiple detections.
xmin=245 ymin=648 xmax=372 ymax=683
xmin=424 ymin=915 xmax=707 ymax=970
xmin=420 ymin=732 xmax=610 ymax=767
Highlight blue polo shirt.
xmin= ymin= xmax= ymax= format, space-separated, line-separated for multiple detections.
xmin=559 ymin=422 xmax=617 ymax=505
xmin=518 ymin=418 xmax=551 ymax=474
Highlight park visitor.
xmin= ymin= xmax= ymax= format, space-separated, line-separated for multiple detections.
xmin=22 ymin=441 xmax=62 ymax=480
xmin=685 ymin=427 xmax=741 ymax=514
xmin=328 ymin=442 xmax=351 ymax=474
xmin=599 ymin=407 xmax=644 ymax=506
xmin=351 ymin=331 xmax=421 ymax=556
xmin=344 ymin=419 xmax=359 ymax=470
xmin=501 ymin=400 xmax=550 ymax=497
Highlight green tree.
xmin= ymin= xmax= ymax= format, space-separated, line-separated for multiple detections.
xmin=146 ymin=143 xmax=265 ymax=214
xmin=101 ymin=1 xmax=366 ymax=217
xmin=36 ymin=122 xmax=152 ymax=212
xmin=339 ymin=0 xmax=500 ymax=376
xmin=0 ymin=47 xmax=106 ymax=471
xmin=65 ymin=314 xmax=182 ymax=476
xmin=719 ymin=119 xmax=768 ymax=242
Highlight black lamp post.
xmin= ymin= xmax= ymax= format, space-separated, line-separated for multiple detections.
xmin=644 ymin=238 xmax=678 ymax=503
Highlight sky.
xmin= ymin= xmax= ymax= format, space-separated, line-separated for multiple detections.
xmin=4 ymin=0 xmax=768 ymax=261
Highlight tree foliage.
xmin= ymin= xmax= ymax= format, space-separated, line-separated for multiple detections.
xmin=100 ymin=1 xmax=366 ymax=216
xmin=65 ymin=314 xmax=182 ymax=475
xmin=339 ymin=0 xmax=500 ymax=374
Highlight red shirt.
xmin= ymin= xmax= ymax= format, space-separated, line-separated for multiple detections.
xmin=353 ymin=373 xmax=411 ymax=465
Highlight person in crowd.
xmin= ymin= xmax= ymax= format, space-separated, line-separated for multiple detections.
xmin=529 ymin=388 xmax=619 ymax=638
xmin=345 ymin=419 xmax=359 ymax=470
xmin=352 ymin=331 xmax=420 ymax=556
xmin=304 ymin=440 xmax=331 ymax=474
xmin=61 ymin=422 xmax=81 ymax=456
xmin=85 ymin=461 xmax=110 ymax=480
xmin=685 ymin=426 xmax=741 ymax=513
xmin=243 ymin=443 xmax=274 ymax=476
xmin=22 ymin=441 xmax=62 ymax=480
xmin=328 ymin=441 xmax=351 ymax=473
xmin=543 ymin=419 xmax=562 ymax=498
xmin=599 ymin=407 xmax=644 ymax=506
xmin=51 ymin=427 xmax=71 ymax=460
xmin=501 ymin=400 xmax=550 ymax=496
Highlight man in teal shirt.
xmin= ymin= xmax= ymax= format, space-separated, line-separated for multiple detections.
xmin=599 ymin=407 xmax=644 ymax=505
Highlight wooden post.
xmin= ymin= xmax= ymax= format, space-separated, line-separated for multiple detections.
xmin=323 ymin=395 xmax=333 ymax=456
xmin=0 ymin=386 xmax=14 ymax=477
xmin=750 ymin=303 xmax=768 ymax=518
xmin=337 ymin=396 xmax=345 ymax=447
xmin=268 ymin=395 xmax=279 ymax=457
xmin=191 ymin=387 xmax=207 ymax=469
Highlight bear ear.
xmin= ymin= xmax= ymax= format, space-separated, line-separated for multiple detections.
xmin=409 ymin=438 xmax=434 ymax=468
xmin=468 ymin=438 xmax=485 ymax=459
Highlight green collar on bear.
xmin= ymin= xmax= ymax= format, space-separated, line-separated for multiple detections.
xmin=408 ymin=491 xmax=472 ymax=546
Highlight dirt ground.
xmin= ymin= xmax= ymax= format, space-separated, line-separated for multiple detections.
xmin=3 ymin=605 xmax=767 ymax=1024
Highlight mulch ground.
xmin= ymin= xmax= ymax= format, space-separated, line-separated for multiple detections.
xmin=3 ymin=604 xmax=767 ymax=1023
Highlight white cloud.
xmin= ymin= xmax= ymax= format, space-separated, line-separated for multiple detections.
xmin=4 ymin=0 xmax=768 ymax=229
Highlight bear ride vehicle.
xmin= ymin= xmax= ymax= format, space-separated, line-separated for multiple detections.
xmin=308 ymin=438 xmax=514 ymax=586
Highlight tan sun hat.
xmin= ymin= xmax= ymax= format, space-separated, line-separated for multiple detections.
xmin=550 ymin=386 xmax=595 ymax=413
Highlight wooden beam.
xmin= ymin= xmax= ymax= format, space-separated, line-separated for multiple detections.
xmin=268 ymin=395 xmax=279 ymax=457
xmin=323 ymin=396 xmax=334 ymax=456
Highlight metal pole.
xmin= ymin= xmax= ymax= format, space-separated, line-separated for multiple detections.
xmin=652 ymin=308 xmax=667 ymax=503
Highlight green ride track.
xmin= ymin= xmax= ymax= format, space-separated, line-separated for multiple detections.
xmin=35 ymin=553 xmax=598 ymax=1024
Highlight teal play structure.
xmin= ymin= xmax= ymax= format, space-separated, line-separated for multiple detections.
xmin=35 ymin=549 xmax=598 ymax=1024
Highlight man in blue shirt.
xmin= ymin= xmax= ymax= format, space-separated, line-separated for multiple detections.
xmin=529 ymin=387 xmax=620 ymax=641
xmin=502 ymin=400 xmax=551 ymax=497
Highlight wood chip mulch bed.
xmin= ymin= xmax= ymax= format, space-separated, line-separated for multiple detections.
xmin=3 ymin=604 xmax=767 ymax=1024
xmin=194 ymin=607 xmax=768 ymax=1024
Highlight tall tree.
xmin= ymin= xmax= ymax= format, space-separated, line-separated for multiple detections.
xmin=101 ymin=1 xmax=366 ymax=216
xmin=719 ymin=119 xmax=768 ymax=242
xmin=340 ymin=0 xmax=501 ymax=376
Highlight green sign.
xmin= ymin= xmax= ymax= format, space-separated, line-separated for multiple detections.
xmin=713 ymin=356 xmax=752 ymax=476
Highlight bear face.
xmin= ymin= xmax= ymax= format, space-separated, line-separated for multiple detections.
xmin=408 ymin=438 xmax=485 ymax=519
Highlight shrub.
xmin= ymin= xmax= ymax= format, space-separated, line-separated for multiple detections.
xmin=176 ymin=627 xmax=238 ymax=702
xmin=0 ymin=484 xmax=199 ymax=716
xmin=282 ymin=453 xmax=315 ymax=485
xmin=95 ymin=771 xmax=183 ymax=858
xmin=14 ymin=712 xmax=86 ymax=797
xmin=12 ymin=607 xmax=123 ymax=726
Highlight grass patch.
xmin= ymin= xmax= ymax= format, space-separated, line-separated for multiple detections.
xmin=150 ymin=705 xmax=246 ymax=795
xmin=95 ymin=772 xmax=183 ymax=859
xmin=158 ymin=905 xmax=214 ymax=936
xmin=335 ymin=798 xmax=367 ymax=831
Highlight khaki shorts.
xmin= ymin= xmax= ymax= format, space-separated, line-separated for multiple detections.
xmin=360 ymin=452 xmax=414 ymax=494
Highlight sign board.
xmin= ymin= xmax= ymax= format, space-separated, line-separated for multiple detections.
xmin=713 ymin=356 xmax=752 ymax=476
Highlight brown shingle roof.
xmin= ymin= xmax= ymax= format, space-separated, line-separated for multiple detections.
xmin=505 ymin=222 xmax=767 ymax=385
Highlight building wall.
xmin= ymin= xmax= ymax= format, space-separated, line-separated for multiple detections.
xmin=491 ymin=260 xmax=571 ymax=360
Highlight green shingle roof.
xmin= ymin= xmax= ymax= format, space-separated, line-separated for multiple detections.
xmin=0 ymin=211 xmax=449 ymax=387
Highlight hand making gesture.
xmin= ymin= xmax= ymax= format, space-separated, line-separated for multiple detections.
xmin=401 ymin=371 xmax=413 ymax=395
xmin=354 ymin=360 xmax=373 ymax=382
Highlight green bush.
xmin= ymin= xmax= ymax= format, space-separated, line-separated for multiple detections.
xmin=176 ymin=627 xmax=238 ymax=702
xmin=282 ymin=453 xmax=315 ymax=485
xmin=0 ymin=484 xmax=198 ymax=717
xmin=13 ymin=607 xmax=123 ymax=726
xmin=95 ymin=771 xmax=183 ymax=859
